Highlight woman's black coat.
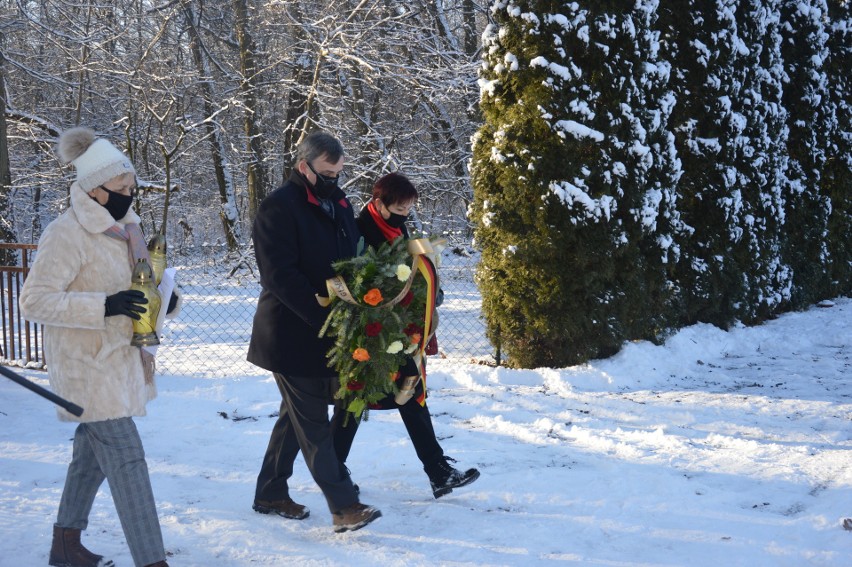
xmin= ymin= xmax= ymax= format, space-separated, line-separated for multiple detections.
xmin=355 ymin=204 xmax=409 ymax=248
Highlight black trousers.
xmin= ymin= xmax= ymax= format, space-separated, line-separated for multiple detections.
xmin=255 ymin=373 xmax=358 ymax=513
xmin=331 ymin=396 xmax=444 ymax=471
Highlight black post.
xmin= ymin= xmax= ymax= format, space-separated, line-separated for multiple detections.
xmin=0 ymin=365 xmax=84 ymax=417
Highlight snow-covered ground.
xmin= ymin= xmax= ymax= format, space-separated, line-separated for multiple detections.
xmin=1 ymin=298 xmax=850 ymax=566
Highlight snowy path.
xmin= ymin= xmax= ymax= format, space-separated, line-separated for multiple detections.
xmin=1 ymin=299 xmax=850 ymax=566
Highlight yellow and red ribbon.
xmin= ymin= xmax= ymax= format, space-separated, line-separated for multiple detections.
xmin=410 ymin=250 xmax=439 ymax=405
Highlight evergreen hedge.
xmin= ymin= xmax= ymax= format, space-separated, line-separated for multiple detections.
xmin=471 ymin=0 xmax=851 ymax=368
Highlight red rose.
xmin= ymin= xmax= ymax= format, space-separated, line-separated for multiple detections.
xmin=347 ymin=380 xmax=365 ymax=391
xmin=399 ymin=290 xmax=414 ymax=307
xmin=404 ymin=323 xmax=423 ymax=337
xmin=365 ymin=322 xmax=383 ymax=337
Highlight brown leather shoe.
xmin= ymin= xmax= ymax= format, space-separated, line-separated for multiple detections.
xmin=253 ymin=498 xmax=310 ymax=520
xmin=332 ymin=502 xmax=381 ymax=533
xmin=49 ymin=525 xmax=114 ymax=567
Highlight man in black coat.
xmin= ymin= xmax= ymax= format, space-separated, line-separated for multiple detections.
xmin=248 ymin=131 xmax=381 ymax=533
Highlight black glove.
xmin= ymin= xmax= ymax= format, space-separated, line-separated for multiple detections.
xmin=105 ymin=290 xmax=148 ymax=320
xmin=167 ymin=290 xmax=179 ymax=314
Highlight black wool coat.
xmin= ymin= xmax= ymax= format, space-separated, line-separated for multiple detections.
xmin=247 ymin=172 xmax=360 ymax=377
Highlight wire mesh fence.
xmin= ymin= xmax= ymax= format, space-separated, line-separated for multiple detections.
xmin=153 ymin=248 xmax=492 ymax=377
xmin=1 ymin=243 xmax=493 ymax=376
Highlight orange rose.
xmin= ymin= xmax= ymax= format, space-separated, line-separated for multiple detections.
xmin=410 ymin=333 xmax=422 ymax=345
xmin=363 ymin=288 xmax=383 ymax=306
xmin=352 ymin=348 xmax=370 ymax=362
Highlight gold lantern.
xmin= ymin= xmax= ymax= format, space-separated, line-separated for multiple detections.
xmin=129 ymin=259 xmax=161 ymax=346
xmin=147 ymin=233 xmax=167 ymax=286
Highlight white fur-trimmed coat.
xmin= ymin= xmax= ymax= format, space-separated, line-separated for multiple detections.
xmin=20 ymin=182 xmax=175 ymax=423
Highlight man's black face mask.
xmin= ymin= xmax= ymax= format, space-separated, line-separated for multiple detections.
xmin=306 ymin=161 xmax=340 ymax=199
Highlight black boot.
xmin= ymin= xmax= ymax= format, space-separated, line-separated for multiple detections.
xmin=425 ymin=456 xmax=480 ymax=499
xmin=49 ymin=526 xmax=114 ymax=567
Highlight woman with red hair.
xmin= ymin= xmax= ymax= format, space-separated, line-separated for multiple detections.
xmin=331 ymin=172 xmax=480 ymax=499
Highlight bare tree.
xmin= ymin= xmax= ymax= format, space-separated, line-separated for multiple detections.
xmin=259 ymin=1 xmax=482 ymax=240
xmin=4 ymin=0 xmax=487 ymax=255
xmin=181 ymin=0 xmax=241 ymax=250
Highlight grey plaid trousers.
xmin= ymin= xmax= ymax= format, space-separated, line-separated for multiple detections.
xmin=56 ymin=417 xmax=165 ymax=567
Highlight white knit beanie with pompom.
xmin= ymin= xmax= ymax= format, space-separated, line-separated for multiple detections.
xmin=58 ymin=127 xmax=135 ymax=191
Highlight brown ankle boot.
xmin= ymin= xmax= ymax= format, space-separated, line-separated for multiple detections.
xmin=49 ymin=525 xmax=114 ymax=567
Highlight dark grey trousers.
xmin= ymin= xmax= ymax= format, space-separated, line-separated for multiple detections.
xmin=56 ymin=417 xmax=165 ymax=567
xmin=254 ymin=393 xmax=301 ymax=502
xmin=255 ymin=373 xmax=358 ymax=513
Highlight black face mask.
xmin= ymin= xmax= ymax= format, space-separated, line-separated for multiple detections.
xmin=98 ymin=187 xmax=134 ymax=220
xmin=386 ymin=211 xmax=409 ymax=229
xmin=305 ymin=161 xmax=340 ymax=199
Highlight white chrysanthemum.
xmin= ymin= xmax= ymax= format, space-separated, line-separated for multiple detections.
xmin=396 ymin=264 xmax=412 ymax=281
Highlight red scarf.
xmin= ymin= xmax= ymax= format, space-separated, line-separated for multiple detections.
xmin=367 ymin=200 xmax=402 ymax=242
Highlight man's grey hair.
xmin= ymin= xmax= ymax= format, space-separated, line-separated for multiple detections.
xmin=295 ymin=131 xmax=344 ymax=166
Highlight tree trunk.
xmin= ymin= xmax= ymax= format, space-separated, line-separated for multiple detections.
xmin=234 ymin=0 xmax=270 ymax=221
xmin=463 ymin=0 xmax=478 ymax=58
xmin=0 ymin=51 xmax=18 ymax=263
xmin=280 ymin=1 xmax=317 ymax=177
xmin=182 ymin=0 xmax=240 ymax=250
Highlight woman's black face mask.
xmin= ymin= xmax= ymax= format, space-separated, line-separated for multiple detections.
xmin=96 ymin=186 xmax=134 ymax=220
xmin=386 ymin=211 xmax=409 ymax=228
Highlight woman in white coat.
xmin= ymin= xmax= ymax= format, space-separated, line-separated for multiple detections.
xmin=20 ymin=127 xmax=178 ymax=567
